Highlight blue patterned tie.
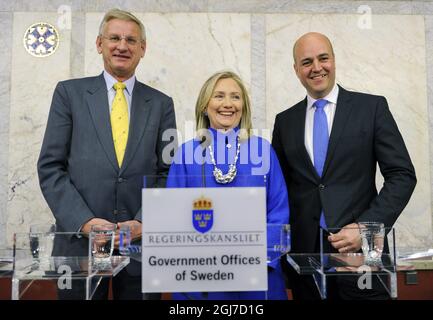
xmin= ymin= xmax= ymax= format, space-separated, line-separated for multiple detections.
xmin=313 ymin=99 xmax=329 ymax=230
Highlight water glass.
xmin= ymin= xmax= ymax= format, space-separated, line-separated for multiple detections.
xmin=29 ymin=223 xmax=56 ymax=262
xmin=118 ymin=225 xmax=131 ymax=255
xmin=90 ymin=224 xmax=116 ymax=264
xmin=359 ymin=222 xmax=385 ymax=266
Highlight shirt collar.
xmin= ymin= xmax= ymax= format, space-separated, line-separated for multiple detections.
xmin=307 ymin=84 xmax=339 ymax=110
xmin=103 ymin=70 xmax=135 ymax=96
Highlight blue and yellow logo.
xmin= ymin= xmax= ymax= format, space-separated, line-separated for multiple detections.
xmin=192 ymin=196 xmax=213 ymax=233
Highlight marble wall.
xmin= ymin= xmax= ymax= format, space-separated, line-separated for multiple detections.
xmin=0 ymin=12 xmax=12 ymax=248
xmin=1 ymin=0 xmax=433 ymax=250
xmin=85 ymin=12 xmax=252 ymax=139
xmin=7 ymin=12 xmax=70 ymax=242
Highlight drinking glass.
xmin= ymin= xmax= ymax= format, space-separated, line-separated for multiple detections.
xmin=90 ymin=224 xmax=116 ymax=266
xmin=29 ymin=223 xmax=56 ymax=262
xmin=359 ymin=222 xmax=385 ymax=266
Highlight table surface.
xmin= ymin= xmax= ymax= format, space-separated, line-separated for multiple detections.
xmin=287 ymin=253 xmax=398 ymax=275
xmin=1 ymin=250 xmax=130 ymax=280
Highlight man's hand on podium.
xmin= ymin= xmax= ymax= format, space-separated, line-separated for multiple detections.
xmin=328 ymin=223 xmax=362 ymax=253
xmin=114 ymin=220 xmax=142 ymax=248
xmin=81 ymin=217 xmax=112 ymax=235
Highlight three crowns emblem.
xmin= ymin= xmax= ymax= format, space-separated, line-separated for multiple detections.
xmin=192 ymin=196 xmax=213 ymax=233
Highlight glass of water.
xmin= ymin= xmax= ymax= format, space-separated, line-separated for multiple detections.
xmin=359 ymin=222 xmax=385 ymax=266
xmin=29 ymin=223 xmax=56 ymax=268
xmin=90 ymin=224 xmax=116 ymax=267
xmin=118 ymin=225 xmax=131 ymax=256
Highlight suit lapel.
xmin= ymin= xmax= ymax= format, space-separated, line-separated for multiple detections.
xmin=322 ymin=85 xmax=353 ymax=176
xmin=120 ymin=81 xmax=152 ymax=173
xmin=86 ymin=74 xmax=119 ymax=172
xmin=294 ymin=99 xmax=320 ymax=182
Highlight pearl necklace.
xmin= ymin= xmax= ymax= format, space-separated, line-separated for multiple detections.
xmin=208 ymin=136 xmax=241 ymax=184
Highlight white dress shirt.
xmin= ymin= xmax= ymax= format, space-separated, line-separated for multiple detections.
xmin=304 ymin=84 xmax=339 ymax=164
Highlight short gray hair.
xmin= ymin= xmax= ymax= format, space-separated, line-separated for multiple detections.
xmin=99 ymin=8 xmax=146 ymax=41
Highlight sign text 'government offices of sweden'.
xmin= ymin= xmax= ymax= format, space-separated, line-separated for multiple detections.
xmin=141 ymin=187 xmax=267 ymax=293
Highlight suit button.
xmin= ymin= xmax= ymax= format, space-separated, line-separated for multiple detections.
xmin=118 ymin=177 xmax=124 ymax=183
xmin=319 ymin=184 xmax=325 ymax=190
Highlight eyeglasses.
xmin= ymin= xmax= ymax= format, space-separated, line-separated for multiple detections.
xmin=101 ymin=35 xmax=142 ymax=46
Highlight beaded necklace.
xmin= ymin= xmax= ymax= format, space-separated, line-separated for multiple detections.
xmin=207 ymin=135 xmax=241 ymax=184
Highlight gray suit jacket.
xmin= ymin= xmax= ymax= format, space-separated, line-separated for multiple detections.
xmin=38 ymin=73 xmax=177 ymax=260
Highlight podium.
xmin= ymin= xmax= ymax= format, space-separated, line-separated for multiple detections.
xmin=11 ymin=232 xmax=129 ymax=300
xmin=140 ymin=175 xmax=290 ymax=299
xmin=286 ymin=227 xmax=397 ymax=299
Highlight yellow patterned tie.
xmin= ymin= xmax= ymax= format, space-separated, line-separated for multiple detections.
xmin=111 ymin=82 xmax=129 ymax=167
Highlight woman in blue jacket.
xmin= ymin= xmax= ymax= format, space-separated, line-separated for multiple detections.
xmin=167 ymin=70 xmax=290 ymax=300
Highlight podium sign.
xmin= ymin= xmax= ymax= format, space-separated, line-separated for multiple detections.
xmin=141 ymin=187 xmax=267 ymax=293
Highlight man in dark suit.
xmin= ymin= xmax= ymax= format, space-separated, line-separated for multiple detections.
xmin=37 ymin=9 xmax=177 ymax=299
xmin=272 ymin=32 xmax=416 ymax=299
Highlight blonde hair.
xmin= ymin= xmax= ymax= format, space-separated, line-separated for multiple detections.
xmin=99 ymin=8 xmax=146 ymax=41
xmin=195 ymin=71 xmax=252 ymax=141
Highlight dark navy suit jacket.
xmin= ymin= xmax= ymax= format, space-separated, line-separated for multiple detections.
xmin=272 ymin=85 xmax=416 ymax=254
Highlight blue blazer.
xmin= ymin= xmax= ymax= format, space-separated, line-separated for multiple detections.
xmin=167 ymin=128 xmax=290 ymax=300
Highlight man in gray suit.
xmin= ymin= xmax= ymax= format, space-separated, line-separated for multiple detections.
xmin=37 ymin=9 xmax=177 ymax=299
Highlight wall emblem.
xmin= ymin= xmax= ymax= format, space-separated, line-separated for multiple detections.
xmin=23 ymin=22 xmax=59 ymax=57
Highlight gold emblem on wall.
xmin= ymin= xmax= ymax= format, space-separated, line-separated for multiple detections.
xmin=23 ymin=22 xmax=59 ymax=57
